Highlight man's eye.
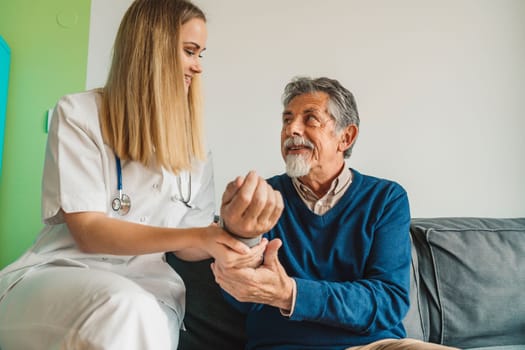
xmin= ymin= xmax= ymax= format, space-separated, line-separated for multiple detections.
xmin=305 ymin=115 xmax=321 ymax=127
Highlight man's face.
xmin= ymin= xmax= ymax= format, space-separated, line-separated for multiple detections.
xmin=280 ymin=92 xmax=347 ymax=178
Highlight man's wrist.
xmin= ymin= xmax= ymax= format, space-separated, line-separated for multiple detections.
xmin=279 ymin=277 xmax=297 ymax=317
xmin=218 ymin=216 xmax=262 ymax=247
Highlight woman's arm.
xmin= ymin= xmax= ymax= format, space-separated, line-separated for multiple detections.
xmin=63 ymin=210 xmax=267 ymax=268
xmin=63 ymin=210 xmax=248 ymax=256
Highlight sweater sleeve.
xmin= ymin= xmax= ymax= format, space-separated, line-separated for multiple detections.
xmin=289 ymin=184 xmax=411 ymax=334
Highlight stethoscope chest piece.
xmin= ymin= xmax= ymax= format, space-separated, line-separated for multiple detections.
xmin=112 ymin=155 xmax=131 ymax=216
xmin=112 ymin=192 xmax=131 ymax=215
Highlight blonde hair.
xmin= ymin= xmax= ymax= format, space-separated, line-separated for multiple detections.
xmin=100 ymin=0 xmax=206 ymax=174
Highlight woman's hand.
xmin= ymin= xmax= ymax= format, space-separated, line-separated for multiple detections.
xmin=201 ymin=225 xmax=268 ymax=268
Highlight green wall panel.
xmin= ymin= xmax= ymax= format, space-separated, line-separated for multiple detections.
xmin=0 ymin=36 xmax=10 ymax=175
xmin=0 ymin=0 xmax=91 ymax=268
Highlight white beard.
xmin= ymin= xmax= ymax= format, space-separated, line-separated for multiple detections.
xmin=285 ymin=154 xmax=311 ymax=178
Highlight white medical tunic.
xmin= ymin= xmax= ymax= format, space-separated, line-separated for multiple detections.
xmin=0 ymin=90 xmax=216 ymax=324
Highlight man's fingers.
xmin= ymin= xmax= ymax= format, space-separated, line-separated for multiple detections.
xmin=222 ymin=171 xmax=259 ymax=216
xmin=252 ymin=188 xmax=283 ymax=231
xmin=240 ymin=177 xmax=269 ymax=222
xmin=221 ymin=176 xmax=245 ymax=206
xmin=221 ymin=172 xmax=283 ymax=237
xmin=221 ymin=171 xmax=264 ymax=235
xmin=263 ymin=238 xmax=282 ymax=268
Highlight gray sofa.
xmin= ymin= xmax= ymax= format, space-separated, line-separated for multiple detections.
xmin=403 ymin=218 xmax=525 ymax=350
xmin=167 ymin=217 xmax=525 ymax=350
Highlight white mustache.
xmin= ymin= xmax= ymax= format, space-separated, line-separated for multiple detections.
xmin=283 ymin=136 xmax=314 ymax=150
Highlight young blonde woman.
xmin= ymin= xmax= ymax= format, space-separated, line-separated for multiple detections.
xmin=0 ymin=0 xmax=282 ymax=349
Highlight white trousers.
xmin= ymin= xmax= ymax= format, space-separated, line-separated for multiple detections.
xmin=0 ymin=266 xmax=179 ymax=350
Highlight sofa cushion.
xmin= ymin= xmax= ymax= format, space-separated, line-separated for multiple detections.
xmin=165 ymin=253 xmax=246 ymax=350
xmin=409 ymin=218 xmax=525 ymax=348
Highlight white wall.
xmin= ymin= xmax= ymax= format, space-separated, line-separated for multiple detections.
xmin=87 ymin=0 xmax=525 ymax=218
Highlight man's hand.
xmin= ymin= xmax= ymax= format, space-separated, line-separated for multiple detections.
xmin=211 ymin=238 xmax=294 ymax=311
xmin=220 ymin=171 xmax=283 ymax=238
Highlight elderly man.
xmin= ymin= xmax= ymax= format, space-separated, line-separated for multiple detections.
xmin=211 ymin=77 xmax=458 ymax=350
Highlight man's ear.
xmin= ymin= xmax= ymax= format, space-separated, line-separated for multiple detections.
xmin=338 ymin=124 xmax=359 ymax=153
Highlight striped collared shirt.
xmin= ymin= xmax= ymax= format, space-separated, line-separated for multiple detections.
xmin=291 ymin=166 xmax=353 ymax=215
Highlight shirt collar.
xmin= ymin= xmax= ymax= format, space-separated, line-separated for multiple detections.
xmin=292 ymin=166 xmax=352 ymax=201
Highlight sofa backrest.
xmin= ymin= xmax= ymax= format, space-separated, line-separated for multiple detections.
xmin=403 ymin=217 xmax=525 ymax=348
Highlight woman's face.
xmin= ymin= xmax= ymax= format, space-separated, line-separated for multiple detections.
xmin=180 ymin=18 xmax=207 ymax=93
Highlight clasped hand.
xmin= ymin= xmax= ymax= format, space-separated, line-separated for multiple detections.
xmin=220 ymin=171 xmax=283 ymax=239
xmin=211 ymin=238 xmax=295 ymax=311
xmin=204 ymin=171 xmax=292 ymax=310
xmin=200 ymin=171 xmax=283 ymax=268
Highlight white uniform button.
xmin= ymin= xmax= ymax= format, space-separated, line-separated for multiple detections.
xmin=153 ymin=183 xmax=159 ymax=190
xmin=140 ymin=216 xmax=146 ymax=222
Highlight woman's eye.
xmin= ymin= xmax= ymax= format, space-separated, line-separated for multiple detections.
xmin=184 ymin=48 xmax=204 ymax=59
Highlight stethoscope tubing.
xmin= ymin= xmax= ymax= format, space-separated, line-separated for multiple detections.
xmin=112 ymin=154 xmax=193 ymax=215
xmin=116 ymin=155 xmax=123 ymax=192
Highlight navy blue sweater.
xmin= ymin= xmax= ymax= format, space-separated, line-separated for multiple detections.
xmin=227 ymin=169 xmax=411 ymax=350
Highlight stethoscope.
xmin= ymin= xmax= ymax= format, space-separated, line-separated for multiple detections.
xmin=111 ymin=155 xmax=193 ymax=216
xmin=111 ymin=155 xmax=131 ymax=215
xmin=175 ymin=171 xmax=193 ymax=208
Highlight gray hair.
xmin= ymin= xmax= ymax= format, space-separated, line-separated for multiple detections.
xmin=281 ymin=76 xmax=360 ymax=158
